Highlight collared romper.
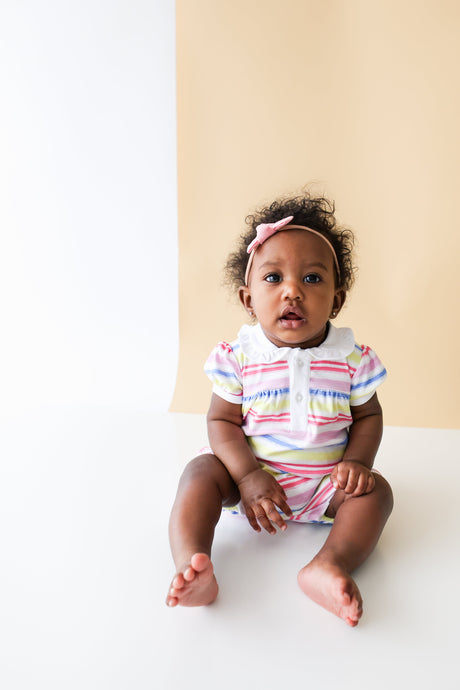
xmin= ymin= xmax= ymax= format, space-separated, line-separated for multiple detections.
xmin=204 ymin=323 xmax=387 ymax=524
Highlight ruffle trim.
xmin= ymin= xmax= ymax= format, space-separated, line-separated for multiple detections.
xmin=237 ymin=322 xmax=356 ymax=362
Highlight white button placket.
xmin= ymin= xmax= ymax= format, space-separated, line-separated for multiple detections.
xmin=289 ymin=351 xmax=311 ymax=431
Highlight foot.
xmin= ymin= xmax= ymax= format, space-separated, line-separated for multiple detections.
xmin=166 ymin=553 xmax=218 ymax=607
xmin=297 ymin=556 xmax=363 ymax=627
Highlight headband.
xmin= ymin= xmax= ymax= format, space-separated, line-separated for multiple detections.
xmin=244 ymin=215 xmax=341 ymax=285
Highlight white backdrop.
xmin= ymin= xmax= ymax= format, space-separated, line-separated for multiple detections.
xmin=0 ymin=0 xmax=178 ymax=414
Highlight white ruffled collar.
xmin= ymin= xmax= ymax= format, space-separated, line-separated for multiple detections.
xmin=238 ymin=322 xmax=355 ymax=362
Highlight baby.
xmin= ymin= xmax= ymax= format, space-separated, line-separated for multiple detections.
xmin=166 ymin=193 xmax=393 ymax=626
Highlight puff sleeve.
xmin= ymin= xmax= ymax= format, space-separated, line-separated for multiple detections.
xmin=349 ymin=345 xmax=387 ymax=407
xmin=204 ymin=341 xmax=243 ymax=405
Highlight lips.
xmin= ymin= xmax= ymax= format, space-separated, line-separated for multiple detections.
xmin=279 ymin=305 xmax=306 ymax=328
xmin=280 ymin=305 xmax=305 ymax=320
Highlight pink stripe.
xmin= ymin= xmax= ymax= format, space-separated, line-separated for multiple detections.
xmin=312 ymin=359 xmax=348 ymax=366
xmin=308 ymin=481 xmax=334 ymax=511
xmin=306 ymin=429 xmax=347 ymax=445
xmin=242 ymin=376 xmax=290 ymax=396
xmin=247 ymin=416 xmax=290 ymax=425
xmin=308 ymin=414 xmax=352 ymax=426
xmin=294 ymin=482 xmax=333 ymax=520
xmin=212 ymin=351 xmax=239 ymax=370
xmin=352 ymin=350 xmax=380 ymax=380
xmin=247 ymin=409 xmax=290 ymax=421
xmin=308 ymin=413 xmax=350 ymax=421
xmin=294 ymin=500 xmax=318 ymax=521
xmin=289 ymin=489 xmax=317 ymax=507
xmin=278 ymin=476 xmax=307 ymax=490
xmin=352 ymin=361 xmax=375 ymax=379
xmin=310 ymin=363 xmax=349 ymax=373
xmin=242 ymin=362 xmax=289 ymax=374
xmin=309 ymin=377 xmax=350 ymax=393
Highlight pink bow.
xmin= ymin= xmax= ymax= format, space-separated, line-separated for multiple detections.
xmin=247 ymin=216 xmax=294 ymax=254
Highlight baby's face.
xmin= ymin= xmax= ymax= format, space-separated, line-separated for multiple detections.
xmin=240 ymin=229 xmax=345 ymax=349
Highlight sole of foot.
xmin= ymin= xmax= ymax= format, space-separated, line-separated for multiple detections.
xmin=166 ymin=553 xmax=219 ymax=608
xmin=297 ymin=559 xmax=363 ymax=627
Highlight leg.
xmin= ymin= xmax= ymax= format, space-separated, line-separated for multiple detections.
xmin=298 ymin=473 xmax=393 ymax=626
xmin=166 ymin=453 xmax=239 ymax=607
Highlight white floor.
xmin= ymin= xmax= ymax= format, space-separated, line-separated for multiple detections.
xmin=1 ymin=406 xmax=459 ymax=690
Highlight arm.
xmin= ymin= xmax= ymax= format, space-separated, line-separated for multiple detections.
xmin=207 ymin=393 xmax=292 ymax=533
xmin=331 ymin=392 xmax=383 ymax=496
xmin=207 ymin=393 xmax=260 ymax=483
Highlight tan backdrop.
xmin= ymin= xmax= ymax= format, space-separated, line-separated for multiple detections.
xmin=172 ymin=0 xmax=460 ymax=429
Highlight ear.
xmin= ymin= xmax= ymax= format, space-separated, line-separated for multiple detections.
xmin=238 ymin=285 xmax=254 ymax=317
xmin=330 ymin=289 xmax=346 ymax=319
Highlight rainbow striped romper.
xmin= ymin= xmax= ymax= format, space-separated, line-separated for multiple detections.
xmin=204 ymin=323 xmax=387 ymax=524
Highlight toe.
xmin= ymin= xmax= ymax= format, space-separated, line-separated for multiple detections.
xmin=183 ymin=566 xmax=196 ymax=582
xmin=341 ymin=590 xmax=351 ymax=606
xmin=172 ymin=573 xmax=185 ymax=589
xmin=190 ymin=553 xmax=212 ymax=572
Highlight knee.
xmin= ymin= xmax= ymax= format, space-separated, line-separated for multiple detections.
xmin=181 ymin=454 xmax=218 ymax=482
xmin=179 ymin=453 xmax=238 ymax=505
xmin=180 ymin=453 xmax=230 ymax=489
xmin=373 ymin=473 xmax=394 ymax=515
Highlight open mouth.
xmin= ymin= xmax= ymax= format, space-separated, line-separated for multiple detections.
xmin=282 ymin=312 xmax=302 ymax=321
xmin=279 ymin=308 xmax=306 ymax=328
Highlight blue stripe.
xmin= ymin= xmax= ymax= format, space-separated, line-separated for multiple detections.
xmin=351 ymin=368 xmax=387 ymax=391
xmin=261 ymin=436 xmax=347 ymax=452
xmin=204 ymin=368 xmax=239 ymax=380
xmin=242 ymin=387 xmax=290 ymax=404
xmin=253 ymin=434 xmax=348 ymax=452
xmin=259 ymin=434 xmax=303 ymax=451
xmin=309 ymin=389 xmax=350 ymax=400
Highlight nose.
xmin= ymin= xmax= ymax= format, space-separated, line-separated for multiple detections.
xmin=282 ymin=278 xmax=302 ymax=301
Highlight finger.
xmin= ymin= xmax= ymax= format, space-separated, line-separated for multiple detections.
xmin=267 ymin=478 xmax=289 ymax=504
xmin=344 ymin=469 xmax=359 ymax=494
xmin=331 ymin=471 xmax=339 ymax=490
xmin=262 ymin=500 xmax=288 ymax=531
xmin=366 ymin=472 xmax=376 ymax=493
xmin=353 ymin=471 xmax=369 ymax=496
xmin=276 ymin=496 xmax=293 ymax=518
xmin=335 ymin=467 xmax=349 ymax=491
xmin=253 ymin=505 xmax=276 ymax=535
xmin=244 ymin=506 xmax=261 ymax=533
xmin=278 ymin=484 xmax=289 ymax=501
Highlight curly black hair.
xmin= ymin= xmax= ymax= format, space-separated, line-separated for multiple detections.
xmin=224 ymin=193 xmax=356 ymax=292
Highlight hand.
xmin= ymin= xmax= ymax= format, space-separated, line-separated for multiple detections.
xmin=237 ymin=468 xmax=293 ymax=534
xmin=331 ymin=461 xmax=375 ymax=497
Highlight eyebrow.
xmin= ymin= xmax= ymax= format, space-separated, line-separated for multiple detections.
xmin=257 ymin=260 xmax=331 ymax=272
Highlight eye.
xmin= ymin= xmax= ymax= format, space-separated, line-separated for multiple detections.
xmin=264 ymin=273 xmax=281 ymax=283
xmin=303 ymin=273 xmax=321 ymax=284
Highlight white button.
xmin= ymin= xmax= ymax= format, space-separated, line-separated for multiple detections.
xmin=295 ymin=392 xmax=303 ymax=402
xmin=296 ymin=359 xmax=303 ymax=367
